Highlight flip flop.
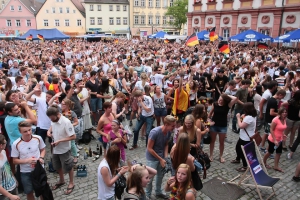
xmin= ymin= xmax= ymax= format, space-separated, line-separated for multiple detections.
xmin=64 ymin=185 xmax=75 ymax=195
xmin=52 ymin=182 xmax=65 ymax=190
xmin=231 ymin=159 xmax=240 ymax=164
xmin=92 ymin=155 xmax=100 ymax=162
xmin=273 ymin=168 xmax=284 ymax=173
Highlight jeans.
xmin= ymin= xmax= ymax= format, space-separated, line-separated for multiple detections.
xmin=132 ymin=115 xmax=154 ymax=146
xmin=70 ymin=140 xmax=77 ymax=157
xmin=235 ymin=138 xmax=250 ymax=167
xmin=291 ymin=128 xmax=300 ymax=153
xmin=232 ymin=108 xmax=243 ymax=131
xmin=145 ymin=160 xmax=164 ymax=196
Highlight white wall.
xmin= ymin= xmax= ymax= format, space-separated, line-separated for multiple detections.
xmin=188 ymin=0 xmax=194 ymax=12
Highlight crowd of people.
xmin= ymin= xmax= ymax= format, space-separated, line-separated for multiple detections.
xmin=0 ymin=38 xmax=299 ymax=200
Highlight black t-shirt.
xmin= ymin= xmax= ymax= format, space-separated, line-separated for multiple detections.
xmin=85 ymin=79 xmax=99 ymax=98
xmin=287 ymin=103 xmax=300 ymax=121
xmin=265 ymin=97 xmax=278 ymax=123
xmin=212 ymin=102 xmax=230 ymax=127
xmin=214 ymin=75 xmax=228 ymax=90
xmin=70 ymin=93 xmax=82 ymax=117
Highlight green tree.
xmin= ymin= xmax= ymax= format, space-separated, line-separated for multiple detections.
xmin=165 ymin=0 xmax=188 ymax=31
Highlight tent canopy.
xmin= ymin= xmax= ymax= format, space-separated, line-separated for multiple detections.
xmin=196 ymin=30 xmax=223 ymax=41
xmin=16 ymin=28 xmax=70 ymax=40
xmin=272 ymin=29 xmax=300 ymax=43
xmin=148 ymin=31 xmax=167 ymax=39
xmin=229 ymin=29 xmax=272 ymax=42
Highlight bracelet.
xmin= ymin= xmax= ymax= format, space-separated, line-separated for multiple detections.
xmin=117 ymin=173 xmax=121 ymax=178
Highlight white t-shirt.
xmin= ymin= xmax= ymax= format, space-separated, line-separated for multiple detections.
xmin=35 ymin=97 xmax=52 ymax=129
xmin=153 ymin=74 xmax=164 ymax=88
xmin=66 ymin=63 xmax=73 ymax=76
xmin=27 ymin=92 xmax=46 ymax=109
xmin=143 ymin=65 xmax=152 ymax=75
xmin=239 ymin=116 xmax=256 ymax=141
xmin=0 ymin=150 xmax=16 ymax=192
xmin=139 ymin=95 xmax=154 ymax=117
xmin=135 ymin=81 xmax=149 ymax=92
xmin=51 ymin=115 xmax=75 ymax=154
xmin=253 ymin=93 xmax=262 ymax=111
xmin=11 ymin=135 xmax=46 ymax=172
xmin=97 ymin=159 xmax=114 ymax=199
xmin=64 ymin=51 xmax=73 ymax=59
xmin=261 ymin=89 xmax=272 ymax=113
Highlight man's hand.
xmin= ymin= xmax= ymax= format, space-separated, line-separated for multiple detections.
xmin=8 ymin=194 xmax=20 ymax=200
xmin=159 ymin=158 xmax=166 ymax=168
xmin=27 ymin=157 xmax=36 ymax=165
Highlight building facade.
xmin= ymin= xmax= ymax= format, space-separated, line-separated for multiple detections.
xmin=130 ymin=0 xmax=180 ymax=38
xmin=36 ymin=0 xmax=85 ymax=36
xmin=84 ymin=0 xmax=130 ymax=37
xmin=0 ymin=0 xmax=43 ymax=37
xmin=187 ymin=0 xmax=300 ymax=40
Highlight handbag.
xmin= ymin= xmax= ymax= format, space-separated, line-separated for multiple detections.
xmin=115 ymin=171 xmax=126 ymax=199
xmin=191 ymin=167 xmax=203 ymax=191
xmin=244 ymin=128 xmax=262 ymax=146
xmin=195 ymin=145 xmax=211 ymax=179
xmin=202 ymin=132 xmax=211 ymax=144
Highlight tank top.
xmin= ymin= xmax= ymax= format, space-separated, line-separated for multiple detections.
xmin=212 ymin=102 xmax=230 ymax=127
xmin=153 ymin=93 xmax=166 ymax=108
xmin=103 ymin=123 xmax=112 ymax=143
xmin=97 ymin=159 xmax=115 ymax=199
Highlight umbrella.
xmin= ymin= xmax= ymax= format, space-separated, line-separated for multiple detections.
xmin=272 ymin=29 xmax=300 ymax=43
xmin=148 ymin=31 xmax=167 ymax=38
xmin=196 ymin=30 xmax=223 ymax=41
xmin=229 ymin=29 xmax=272 ymax=42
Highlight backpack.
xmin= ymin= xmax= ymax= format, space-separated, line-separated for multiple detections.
xmin=115 ymin=171 xmax=126 ymax=199
xmin=79 ymin=130 xmax=92 ymax=145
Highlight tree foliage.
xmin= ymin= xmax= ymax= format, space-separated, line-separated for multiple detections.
xmin=165 ymin=0 xmax=188 ymax=31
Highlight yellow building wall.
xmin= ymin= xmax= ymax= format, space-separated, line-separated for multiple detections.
xmin=36 ymin=0 xmax=86 ymax=35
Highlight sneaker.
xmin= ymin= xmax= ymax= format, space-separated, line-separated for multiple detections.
xmin=225 ymin=138 xmax=232 ymax=144
xmin=269 ymin=154 xmax=274 ymax=159
xmin=76 ymin=144 xmax=83 ymax=150
xmin=156 ymin=193 xmax=169 ymax=199
xmin=287 ymin=153 xmax=293 ymax=159
xmin=292 ymin=176 xmax=300 ymax=182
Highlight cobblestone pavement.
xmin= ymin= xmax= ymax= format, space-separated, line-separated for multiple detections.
xmin=20 ymin=120 xmax=300 ymax=200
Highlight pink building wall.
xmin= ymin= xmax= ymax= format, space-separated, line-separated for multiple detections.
xmin=0 ymin=0 xmax=37 ymax=36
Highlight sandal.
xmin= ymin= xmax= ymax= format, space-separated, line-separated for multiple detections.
xmin=273 ymin=167 xmax=284 ymax=173
xmin=52 ymin=182 xmax=65 ymax=190
xmin=64 ymin=185 xmax=75 ymax=195
xmin=264 ymin=163 xmax=271 ymax=169
xmin=231 ymin=159 xmax=240 ymax=164
xmin=236 ymin=167 xmax=247 ymax=172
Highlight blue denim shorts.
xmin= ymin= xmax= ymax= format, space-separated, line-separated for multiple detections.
xmin=90 ymin=98 xmax=102 ymax=112
xmin=154 ymin=108 xmax=167 ymax=117
xmin=21 ymin=172 xmax=33 ymax=194
xmin=210 ymin=126 xmax=227 ymax=133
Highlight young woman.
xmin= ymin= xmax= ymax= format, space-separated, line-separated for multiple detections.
xmin=165 ymin=164 xmax=196 ymax=200
xmin=109 ymin=120 xmax=127 ymax=162
xmin=231 ymin=102 xmax=257 ymax=172
xmin=123 ymin=164 xmax=157 ymax=200
xmin=208 ymin=94 xmax=237 ymax=163
xmin=111 ymin=92 xmax=126 ymax=122
xmin=263 ymin=107 xmax=287 ymax=173
xmin=187 ymin=80 xmax=198 ymax=106
xmin=97 ymin=145 xmax=128 ymax=200
xmin=153 ymin=86 xmax=167 ymax=126
xmin=98 ymin=77 xmax=114 ymax=103
xmin=253 ymin=85 xmax=262 ymax=130
xmin=178 ymin=115 xmax=202 ymax=158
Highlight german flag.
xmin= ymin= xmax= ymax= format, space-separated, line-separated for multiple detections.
xmin=258 ymin=42 xmax=268 ymax=50
xmin=185 ymin=33 xmax=199 ymax=47
xmin=164 ymin=39 xmax=169 ymax=43
xmin=61 ymin=41 xmax=66 ymax=46
xmin=218 ymin=41 xmax=230 ymax=54
xmin=26 ymin=34 xmax=33 ymax=41
xmin=114 ymin=39 xmax=119 ymax=44
xmin=37 ymin=34 xmax=44 ymax=41
xmin=209 ymin=27 xmax=218 ymax=42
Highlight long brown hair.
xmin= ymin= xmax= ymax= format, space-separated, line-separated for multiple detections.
xmin=174 ymin=164 xmax=192 ymax=200
xmin=106 ymin=145 xmax=120 ymax=175
xmin=172 ymin=133 xmax=190 ymax=170
xmin=126 ymin=166 xmax=147 ymax=196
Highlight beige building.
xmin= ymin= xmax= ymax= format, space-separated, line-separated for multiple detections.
xmin=84 ymin=0 xmax=130 ymax=37
xmin=36 ymin=0 xmax=85 ymax=36
xmin=129 ymin=0 xmax=179 ymax=38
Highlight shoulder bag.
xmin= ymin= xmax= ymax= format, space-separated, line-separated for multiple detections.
xmin=244 ymin=128 xmax=262 ymax=146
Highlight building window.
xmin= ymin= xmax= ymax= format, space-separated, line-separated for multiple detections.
xmin=55 ymin=19 xmax=60 ymax=26
xmin=134 ymin=0 xmax=139 ymax=6
xmin=18 ymin=5 xmax=21 ymax=11
xmin=169 ymin=16 xmax=174 ymax=23
xmin=16 ymin=20 xmax=21 ymax=26
xmin=148 ymin=16 xmax=153 ymax=25
xmin=26 ymin=20 xmax=31 ymax=26
xmin=109 ymin=17 xmax=114 ymax=25
xmin=65 ymin=19 xmax=69 ymax=26
xmin=60 ymin=0 xmax=63 ymax=2
xmin=163 ymin=0 xmax=167 ymax=7
xmin=52 ymin=7 xmax=55 ymax=13
xmin=162 ymin=16 xmax=166 ymax=24
xmin=141 ymin=0 xmax=145 ymax=6
xmin=116 ymin=5 xmax=120 ymax=11
xmin=156 ymin=0 xmax=160 ymax=7
xmin=141 ymin=16 xmax=145 ymax=24
xmin=156 ymin=16 xmax=160 ymax=24
xmin=239 ymin=28 xmax=248 ymax=33
xmin=59 ymin=7 xmax=63 ymax=13
xmin=98 ymin=17 xmax=102 ymax=25
xmin=44 ymin=20 xmax=48 ymax=26
xmin=149 ymin=0 xmax=153 ymax=7
xmin=73 ymin=10 xmax=76 ymax=13
xmin=223 ymin=29 xmax=230 ymax=40
xmin=56 ymin=0 xmax=59 ymax=2
xmin=66 ymin=7 xmax=69 ymax=13
xmin=10 ymin=5 xmax=14 ymax=10
xmin=98 ymin=5 xmax=101 ymax=11
xmin=170 ymin=0 xmax=173 ymax=6
xmin=109 ymin=5 xmax=113 ymax=11
xmin=90 ymin=17 xmax=95 ymax=25
xmin=134 ymin=16 xmax=139 ymax=24
xmin=46 ymin=9 xmax=49 ymax=13
xmin=77 ymin=19 xmax=81 ymax=26
xmin=116 ymin=17 xmax=121 ymax=25
xmin=90 ymin=5 xmax=93 ymax=11
xmin=7 ymin=20 xmax=11 ymax=26
xmin=123 ymin=17 xmax=128 ymax=25
xmin=260 ymin=29 xmax=270 ymax=36
xmin=123 ymin=5 xmax=127 ymax=11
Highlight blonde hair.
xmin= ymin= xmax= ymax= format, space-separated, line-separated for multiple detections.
xmin=164 ymin=115 xmax=176 ymax=125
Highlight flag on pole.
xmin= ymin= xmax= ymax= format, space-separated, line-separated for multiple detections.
xmin=185 ymin=33 xmax=199 ymax=47
xmin=26 ymin=34 xmax=33 ymax=41
xmin=37 ymin=34 xmax=44 ymax=41
xmin=257 ymin=42 xmax=268 ymax=49
xmin=218 ymin=41 xmax=230 ymax=54
xmin=209 ymin=27 xmax=218 ymax=42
